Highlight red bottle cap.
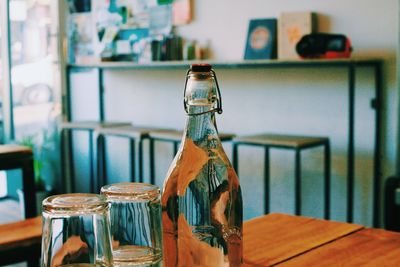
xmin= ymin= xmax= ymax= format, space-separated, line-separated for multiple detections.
xmin=190 ymin=64 xmax=212 ymax=72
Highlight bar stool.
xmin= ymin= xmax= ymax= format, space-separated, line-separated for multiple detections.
xmin=96 ymin=125 xmax=171 ymax=190
xmin=0 ymin=145 xmax=36 ymax=218
xmin=148 ymin=130 xmax=236 ymax=185
xmin=232 ymin=134 xmax=330 ymax=219
xmin=60 ymin=121 xmax=131 ymax=193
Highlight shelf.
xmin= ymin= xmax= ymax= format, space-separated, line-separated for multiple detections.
xmin=67 ymin=58 xmax=383 ymax=70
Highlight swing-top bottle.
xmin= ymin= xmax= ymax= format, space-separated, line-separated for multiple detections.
xmin=162 ymin=64 xmax=243 ymax=267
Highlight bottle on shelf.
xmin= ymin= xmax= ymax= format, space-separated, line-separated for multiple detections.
xmin=162 ymin=64 xmax=243 ymax=267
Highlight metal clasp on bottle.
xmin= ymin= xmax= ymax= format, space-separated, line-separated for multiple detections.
xmin=183 ymin=68 xmax=223 ymax=116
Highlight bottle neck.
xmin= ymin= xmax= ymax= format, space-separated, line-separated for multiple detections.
xmin=184 ymin=104 xmax=218 ymax=143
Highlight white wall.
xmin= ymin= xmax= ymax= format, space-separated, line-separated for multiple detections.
xmin=70 ymin=0 xmax=398 ymax=226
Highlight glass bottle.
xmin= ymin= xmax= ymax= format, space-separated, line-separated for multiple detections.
xmin=162 ymin=64 xmax=243 ymax=267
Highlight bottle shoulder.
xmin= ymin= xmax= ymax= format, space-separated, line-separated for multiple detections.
xmin=162 ymin=138 xmax=241 ymax=198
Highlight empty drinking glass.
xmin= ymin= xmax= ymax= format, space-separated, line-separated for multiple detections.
xmin=41 ymin=193 xmax=113 ymax=267
xmin=101 ymin=182 xmax=162 ymax=266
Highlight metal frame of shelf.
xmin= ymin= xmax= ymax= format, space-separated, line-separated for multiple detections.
xmin=65 ymin=58 xmax=383 ymax=227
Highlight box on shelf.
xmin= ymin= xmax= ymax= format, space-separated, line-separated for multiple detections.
xmin=278 ymin=11 xmax=317 ymax=59
xmin=244 ymin=18 xmax=277 ymax=60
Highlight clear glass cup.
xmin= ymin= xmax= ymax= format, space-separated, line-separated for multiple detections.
xmin=41 ymin=193 xmax=113 ymax=267
xmin=101 ymin=182 xmax=162 ymax=266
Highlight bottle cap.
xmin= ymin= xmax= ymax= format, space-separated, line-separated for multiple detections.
xmin=190 ymin=64 xmax=212 ymax=72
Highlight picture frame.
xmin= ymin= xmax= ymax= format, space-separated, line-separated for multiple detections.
xmin=244 ymin=18 xmax=277 ymax=60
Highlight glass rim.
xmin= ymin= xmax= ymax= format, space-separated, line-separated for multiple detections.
xmin=42 ymin=193 xmax=108 ymax=215
xmin=101 ymin=182 xmax=160 ymax=201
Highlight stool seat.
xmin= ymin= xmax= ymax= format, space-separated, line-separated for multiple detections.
xmin=96 ymin=125 xmax=173 ymax=187
xmin=232 ymin=133 xmax=331 ymax=218
xmin=60 ymin=121 xmax=132 ymax=193
xmin=96 ymin=125 xmax=170 ymax=139
xmin=149 ymin=130 xmax=236 ymax=142
xmin=60 ymin=121 xmax=131 ymax=131
xmin=0 ymin=145 xmax=32 ymax=161
xmin=234 ymin=134 xmax=329 ymax=148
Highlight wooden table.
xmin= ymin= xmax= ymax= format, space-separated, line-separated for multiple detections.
xmin=2 ymin=213 xmax=400 ymax=266
xmin=244 ymin=213 xmax=400 ymax=266
xmin=0 ymin=216 xmax=42 ymax=265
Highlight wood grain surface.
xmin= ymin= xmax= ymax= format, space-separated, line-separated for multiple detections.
xmin=0 ymin=216 xmax=42 ymax=252
xmin=243 ymin=213 xmax=363 ymax=266
xmin=279 ymin=228 xmax=400 ymax=267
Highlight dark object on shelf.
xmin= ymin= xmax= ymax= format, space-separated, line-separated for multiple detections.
xmin=151 ymin=40 xmax=163 ymax=61
xmin=244 ymin=19 xmax=277 ymax=60
xmin=68 ymin=0 xmax=91 ymax=13
xmin=118 ymin=6 xmax=128 ymax=24
xmin=165 ymin=35 xmax=183 ymax=61
xmin=384 ymin=176 xmax=400 ymax=231
xmin=233 ymin=134 xmax=330 ymax=219
xmin=296 ymin=33 xmax=352 ymax=59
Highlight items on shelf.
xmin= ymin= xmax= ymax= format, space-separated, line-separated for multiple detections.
xmin=296 ymin=33 xmax=352 ymax=59
xmin=278 ymin=11 xmax=317 ymax=59
xmin=243 ymin=11 xmax=354 ymax=61
xmin=244 ymin=18 xmax=278 ymax=60
xmin=67 ymin=0 xmax=195 ymax=63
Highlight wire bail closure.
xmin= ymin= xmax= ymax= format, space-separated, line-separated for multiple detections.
xmin=183 ymin=68 xmax=223 ymax=116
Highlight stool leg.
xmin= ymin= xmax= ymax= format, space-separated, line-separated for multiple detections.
xmin=60 ymin=129 xmax=66 ymax=193
xmin=97 ymin=134 xmax=106 ymax=190
xmin=89 ymin=131 xmax=95 ymax=193
xmin=295 ymin=149 xmax=301 ymax=216
xmin=63 ymin=129 xmax=76 ymax=193
xmin=69 ymin=130 xmax=76 ymax=192
xmin=149 ymin=138 xmax=155 ymax=185
xmin=22 ymin=158 xmax=36 ymax=218
xmin=138 ymin=139 xmax=144 ymax=183
xmin=233 ymin=143 xmax=239 ymax=174
xmin=264 ymin=146 xmax=270 ymax=214
xmin=130 ymin=139 xmax=136 ymax=182
xmin=324 ymin=141 xmax=331 ymax=220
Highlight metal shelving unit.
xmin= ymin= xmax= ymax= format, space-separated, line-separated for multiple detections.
xmin=65 ymin=58 xmax=383 ymax=227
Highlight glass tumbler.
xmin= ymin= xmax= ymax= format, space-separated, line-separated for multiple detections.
xmin=41 ymin=193 xmax=113 ymax=267
xmin=101 ymin=182 xmax=162 ymax=266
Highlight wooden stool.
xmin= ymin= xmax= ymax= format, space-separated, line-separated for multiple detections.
xmin=0 ymin=216 xmax=41 ymax=266
xmin=60 ymin=121 xmax=130 ymax=193
xmin=0 ymin=145 xmax=36 ymax=218
xmin=232 ymin=134 xmax=331 ymax=219
xmin=96 ymin=125 xmax=170 ymax=189
xmin=148 ymin=130 xmax=236 ymax=185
